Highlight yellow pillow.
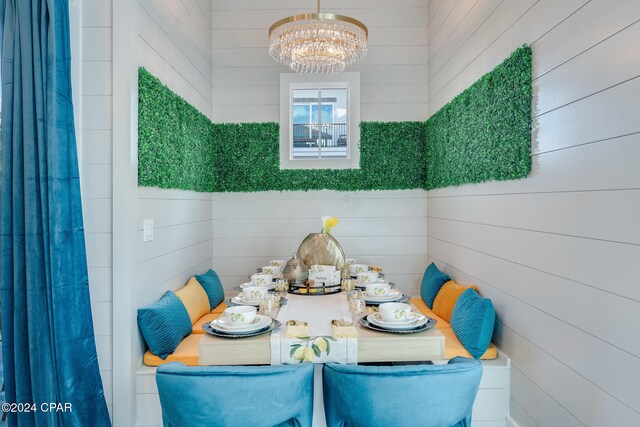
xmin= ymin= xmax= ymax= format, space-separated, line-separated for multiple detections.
xmin=174 ymin=277 xmax=211 ymax=325
xmin=432 ymin=280 xmax=477 ymax=322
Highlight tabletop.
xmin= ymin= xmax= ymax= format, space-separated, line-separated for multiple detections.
xmin=199 ymin=292 xmax=445 ymax=365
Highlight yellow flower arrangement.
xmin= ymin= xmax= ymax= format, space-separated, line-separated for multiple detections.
xmin=321 ymin=216 xmax=339 ymax=234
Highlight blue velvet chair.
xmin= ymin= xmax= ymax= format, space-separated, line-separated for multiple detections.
xmin=323 ymin=357 xmax=482 ymax=427
xmin=156 ymin=362 xmax=314 ymax=427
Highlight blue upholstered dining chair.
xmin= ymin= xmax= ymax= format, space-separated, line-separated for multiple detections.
xmin=156 ymin=362 xmax=314 ymax=427
xmin=323 ymin=357 xmax=482 ymax=427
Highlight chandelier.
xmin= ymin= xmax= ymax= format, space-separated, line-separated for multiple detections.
xmin=268 ymin=0 xmax=368 ymax=74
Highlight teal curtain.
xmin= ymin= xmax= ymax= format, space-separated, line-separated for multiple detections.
xmin=0 ymin=0 xmax=110 ymax=426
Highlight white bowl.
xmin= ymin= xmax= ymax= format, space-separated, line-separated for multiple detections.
xmin=251 ymin=273 xmax=273 ymax=286
xmin=378 ymin=302 xmax=412 ymax=323
xmin=349 ymin=264 xmax=369 ymax=276
xmin=365 ymin=282 xmax=391 ymax=297
xmin=357 ymin=272 xmax=379 ymax=285
xmin=242 ymin=286 xmax=268 ymax=301
xmin=270 ymin=259 xmax=287 ymax=268
xmin=262 ymin=265 xmax=282 ymax=277
xmin=222 ymin=306 xmax=257 ymax=325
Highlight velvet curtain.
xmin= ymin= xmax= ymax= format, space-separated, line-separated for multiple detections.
xmin=0 ymin=0 xmax=111 ymax=425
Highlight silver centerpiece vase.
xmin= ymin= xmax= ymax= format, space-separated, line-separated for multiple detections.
xmin=296 ymin=233 xmax=346 ymax=272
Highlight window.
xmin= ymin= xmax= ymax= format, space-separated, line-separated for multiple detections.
xmin=280 ymin=72 xmax=360 ymax=169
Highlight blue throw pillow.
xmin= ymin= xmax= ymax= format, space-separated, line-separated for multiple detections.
xmin=420 ymin=263 xmax=450 ymax=308
xmin=451 ymin=289 xmax=496 ymax=359
xmin=137 ymin=291 xmax=192 ymax=359
xmin=195 ymin=269 xmax=225 ymax=309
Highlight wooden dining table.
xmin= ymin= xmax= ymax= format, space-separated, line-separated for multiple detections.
xmin=199 ymin=292 xmax=445 ymax=365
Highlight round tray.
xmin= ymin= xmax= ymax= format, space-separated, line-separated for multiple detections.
xmin=288 ymin=282 xmax=342 ymax=296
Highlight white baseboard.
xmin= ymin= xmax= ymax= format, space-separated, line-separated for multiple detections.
xmin=506 ymin=415 xmax=520 ymax=427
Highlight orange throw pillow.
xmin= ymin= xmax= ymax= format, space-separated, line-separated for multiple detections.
xmin=432 ymin=280 xmax=478 ymax=322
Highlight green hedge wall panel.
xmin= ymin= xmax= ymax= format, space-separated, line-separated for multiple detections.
xmin=137 ymin=45 xmax=531 ymax=193
xmin=425 ymin=45 xmax=532 ymax=190
xmin=138 ymin=68 xmax=216 ymax=192
xmin=213 ymin=121 xmax=426 ymax=192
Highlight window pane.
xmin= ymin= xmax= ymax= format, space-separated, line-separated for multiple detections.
xmin=291 ymin=87 xmax=348 ymax=159
xmin=292 ymin=88 xmax=320 ymax=159
xmin=319 ymin=88 xmax=347 ymax=159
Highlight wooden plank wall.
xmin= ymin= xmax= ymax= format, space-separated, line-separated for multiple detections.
xmin=425 ymin=0 xmax=640 ymax=425
xmin=210 ymin=0 xmax=429 ymax=296
xmin=135 ymin=0 xmax=214 ymax=317
xmin=80 ymin=0 xmax=114 ymax=418
xmin=211 ymin=0 xmax=428 ymax=122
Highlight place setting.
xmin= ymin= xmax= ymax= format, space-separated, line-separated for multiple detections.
xmin=352 ymin=276 xmax=409 ymax=306
xmin=359 ymin=302 xmax=437 ymax=334
xmin=203 ymin=305 xmax=282 ymax=339
xmin=228 ymin=280 xmax=289 ymax=307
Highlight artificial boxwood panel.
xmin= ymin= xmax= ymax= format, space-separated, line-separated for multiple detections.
xmin=425 ymin=45 xmax=532 ymax=190
xmin=138 ymin=45 xmax=531 ymax=192
xmin=138 ymin=68 xmax=216 ymax=192
xmin=213 ymin=121 xmax=425 ymax=192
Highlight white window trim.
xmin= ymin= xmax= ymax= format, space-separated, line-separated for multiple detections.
xmin=279 ymin=72 xmax=361 ymax=170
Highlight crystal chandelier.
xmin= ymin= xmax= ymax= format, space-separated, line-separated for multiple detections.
xmin=268 ymin=0 xmax=368 ymax=74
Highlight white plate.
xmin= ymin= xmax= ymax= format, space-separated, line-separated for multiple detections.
xmin=367 ymin=313 xmax=429 ymax=330
xmin=239 ymin=281 xmax=275 ymax=291
xmin=230 ymin=294 xmax=262 ymax=306
xmin=209 ymin=315 xmax=272 ymax=334
xmin=363 ymin=289 xmax=403 ymax=302
xmin=214 ymin=317 xmax=261 ymax=330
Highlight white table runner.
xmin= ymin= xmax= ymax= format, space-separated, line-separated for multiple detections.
xmin=270 ymin=293 xmax=358 ymax=365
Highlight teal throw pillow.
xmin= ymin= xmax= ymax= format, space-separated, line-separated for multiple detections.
xmin=451 ymin=289 xmax=496 ymax=359
xmin=420 ymin=262 xmax=450 ymax=308
xmin=137 ymin=291 xmax=191 ymax=359
xmin=195 ymin=269 xmax=225 ymax=309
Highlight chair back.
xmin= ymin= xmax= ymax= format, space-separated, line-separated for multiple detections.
xmin=156 ymin=362 xmax=314 ymax=427
xmin=323 ymin=357 xmax=482 ymax=427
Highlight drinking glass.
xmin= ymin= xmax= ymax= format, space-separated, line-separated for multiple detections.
xmin=347 ymin=289 xmax=363 ymax=303
xmin=259 ymin=294 xmax=280 ymax=319
xmin=348 ymin=290 xmax=365 ymax=318
xmin=275 ymin=278 xmax=289 ymax=299
xmin=341 ymin=278 xmax=356 ymax=293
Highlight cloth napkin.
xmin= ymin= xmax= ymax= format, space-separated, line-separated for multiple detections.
xmin=286 ymin=323 xmax=310 ymax=338
xmin=332 ymin=324 xmax=357 ymax=338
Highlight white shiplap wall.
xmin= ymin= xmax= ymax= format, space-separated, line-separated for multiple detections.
xmin=135 ymin=0 xmax=214 ymax=311
xmin=210 ymin=0 xmax=428 ymax=296
xmin=80 ymin=0 xmax=114 ymax=418
xmin=212 ymin=190 xmax=428 ymax=296
xmin=426 ymin=0 xmax=640 ymax=425
xmin=211 ymin=0 xmax=428 ymax=122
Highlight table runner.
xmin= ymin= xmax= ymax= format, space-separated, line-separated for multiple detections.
xmin=270 ymin=293 xmax=358 ymax=365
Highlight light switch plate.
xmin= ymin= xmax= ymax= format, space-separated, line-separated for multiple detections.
xmin=143 ymin=219 xmax=154 ymax=242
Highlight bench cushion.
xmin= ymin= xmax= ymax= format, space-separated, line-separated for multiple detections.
xmin=211 ymin=302 xmax=228 ymax=314
xmin=410 ymin=298 xmax=450 ymax=327
xmin=195 ymin=269 xmax=225 ymax=310
xmin=438 ymin=328 xmax=497 ymax=360
xmin=175 ymin=277 xmax=211 ymax=324
xmin=411 ymin=297 xmax=497 ymax=360
xmin=432 ymin=281 xmax=478 ymax=323
xmin=451 ymin=289 xmax=495 ymax=359
xmin=143 ymin=334 xmax=203 ymax=367
xmin=420 ymin=263 xmax=450 ymax=309
xmin=192 ymin=312 xmax=222 ymax=335
xmin=137 ymin=291 xmax=192 ymax=359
